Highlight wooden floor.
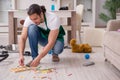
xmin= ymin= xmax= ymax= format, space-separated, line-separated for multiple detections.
xmin=0 ymin=47 xmax=120 ymax=80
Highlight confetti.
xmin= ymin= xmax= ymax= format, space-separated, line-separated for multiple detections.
xmin=41 ymin=76 xmax=47 ymax=79
xmin=19 ymin=75 xmax=24 ymax=78
xmin=34 ymin=68 xmax=55 ymax=74
xmin=40 ymin=69 xmax=52 ymax=73
xmin=11 ymin=66 xmax=31 ymax=72
xmin=67 ymin=73 xmax=72 ymax=76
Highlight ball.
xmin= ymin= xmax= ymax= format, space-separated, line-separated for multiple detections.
xmin=84 ymin=54 xmax=90 ymax=60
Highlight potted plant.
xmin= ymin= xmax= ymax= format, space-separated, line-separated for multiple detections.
xmin=99 ymin=0 xmax=120 ymax=22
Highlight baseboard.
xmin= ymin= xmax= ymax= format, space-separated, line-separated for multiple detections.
xmin=95 ymin=26 xmax=106 ymax=28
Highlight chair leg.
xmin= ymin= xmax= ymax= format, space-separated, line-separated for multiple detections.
xmin=78 ymin=30 xmax=82 ymax=43
xmin=64 ymin=31 xmax=71 ymax=49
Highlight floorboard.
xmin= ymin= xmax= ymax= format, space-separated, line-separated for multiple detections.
xmin=0 ymin=47 xmax=120 ymax=80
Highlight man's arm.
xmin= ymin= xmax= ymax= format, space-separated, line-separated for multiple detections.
xmin=18 ymin=27 xmax=28 ymax=66
xmin=39 ymin=29 xmax=59 ymax=58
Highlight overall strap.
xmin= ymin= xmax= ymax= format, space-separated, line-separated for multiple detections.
xmin=44 ymin=14 xmax=49 ymax=29
xmin=43 ymin=13 xmax=65 ymax=42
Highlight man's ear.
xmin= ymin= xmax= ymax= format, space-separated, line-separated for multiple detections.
xmin=40 ymin=12 xmax=44 ymax=17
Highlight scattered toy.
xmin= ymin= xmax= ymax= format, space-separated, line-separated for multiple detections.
xmin=67 ymin=73 xmax=72 ymax=76
xmin=83 ymin=61 xmax=95 ymax=66
xmin=84 ymin=53 xmax=90 ymax=60
xmin=70 ymin=39 xmax=92 ymax=53
xmin=11 ymin=66 xmax=31 ymax=72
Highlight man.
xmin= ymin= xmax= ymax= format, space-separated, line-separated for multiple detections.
xmin=19 ymin=4 xmax=65 ymax=67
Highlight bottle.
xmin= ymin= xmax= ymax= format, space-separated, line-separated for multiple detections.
xmin=51 ymin=4 xmax=55 ymax=11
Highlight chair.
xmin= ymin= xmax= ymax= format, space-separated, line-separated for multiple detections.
xmin=63 ymin=4 xmax=84 ymax=44
xmin=76 ymin=4 xmax=84 ymax=43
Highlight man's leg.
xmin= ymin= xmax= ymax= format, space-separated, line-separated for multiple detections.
xmin=28 ymin=24 xmax=64 ymax=62
xmin=28 ymin=24 xmax=48 ymax=59
xmin=52 ymin=40 xmax=64 ymax=62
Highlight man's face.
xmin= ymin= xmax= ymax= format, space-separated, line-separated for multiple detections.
xmin=29 ymin=13 xmax=41 ymax=25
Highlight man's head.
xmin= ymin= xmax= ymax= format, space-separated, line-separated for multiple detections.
xmin=27 ymin=4 xmax=46 ymax=25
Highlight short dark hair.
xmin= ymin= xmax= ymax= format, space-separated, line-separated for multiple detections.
xmin=27 ymin=4 xmax=46 ymax=15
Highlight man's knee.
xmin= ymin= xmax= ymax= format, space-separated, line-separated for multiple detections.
xmin=55 ymin=47 xmax=64 ymax=54
xmin=28 ymin=24 xmax=38 ymax=34
xmin=53 ymin=41 xmax=64 ymax=54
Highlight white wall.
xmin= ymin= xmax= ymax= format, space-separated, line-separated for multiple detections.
xmin=60 ymin=0 xmax=74 ymax=10
xmin=77 ymin=0 xmax=81 ymax=5
xmin=0 ymin=0 xmax=11 ymax=23
xmin=16 ymin=0 xmax=58 ymax=11
xmin=0 ymin=0 xmax=11 ymax=10
xmin=95 ymin=0 xmax=108 ymax=26
xmin=0 ymin=12 xmax=8 ymax=23
xmin=0 ymin=0 xmax=109 ymax=27
xmin=17 ymin=0 xmax=107 ymax=26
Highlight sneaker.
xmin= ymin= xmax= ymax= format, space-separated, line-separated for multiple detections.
xmin=52 ymin=54 xmax=60 ymax=62
xmin=26 ymin=60 xmax=33 ymax=67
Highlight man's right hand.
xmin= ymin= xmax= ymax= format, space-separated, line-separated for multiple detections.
xmin=19 ymin=56 xmax=24 ymax=66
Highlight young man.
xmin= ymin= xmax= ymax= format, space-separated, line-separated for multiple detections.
xmin=19 ymin=4 xmax=65 ymax=67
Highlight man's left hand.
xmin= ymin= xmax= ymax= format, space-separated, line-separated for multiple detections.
xmin=30 ymin=57 xmax=40 ymax=67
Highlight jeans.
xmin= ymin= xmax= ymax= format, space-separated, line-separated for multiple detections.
xmin=28 ymin=24 xmax=64 ymax=59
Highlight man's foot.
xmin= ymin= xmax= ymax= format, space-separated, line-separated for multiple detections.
xmin=26 ymin=60 xmax=33 ymax=67
xmin=52 ymin=54 xmax=60 ymax=62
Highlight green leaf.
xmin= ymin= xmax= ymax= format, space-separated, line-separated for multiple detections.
xmin=99 ymin=13 xmax=111 ymax=22
xmin=99 ymin=0 xmax=120 ymax=22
